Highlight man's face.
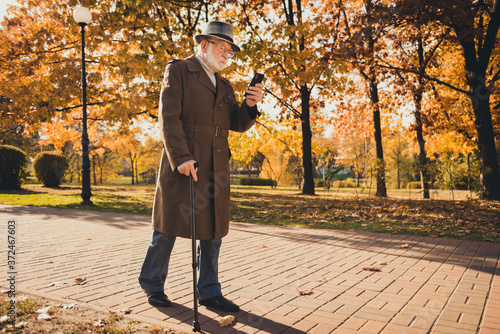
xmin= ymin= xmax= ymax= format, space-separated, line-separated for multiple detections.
xmin=204 ymin=39 xmax=232 ymax=72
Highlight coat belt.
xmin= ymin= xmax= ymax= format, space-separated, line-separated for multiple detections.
xmin=184 ymin=124 xmax=229 ymax=137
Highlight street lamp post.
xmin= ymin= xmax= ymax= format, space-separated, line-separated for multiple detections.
xmin=73 ymin=7 xmax=93 ymax=205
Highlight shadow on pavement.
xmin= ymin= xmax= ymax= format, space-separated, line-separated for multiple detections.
xmin=151 ymin=302 xmax=307 ymax=334
xmin=0 ymin=204 xmax=151 ymax=230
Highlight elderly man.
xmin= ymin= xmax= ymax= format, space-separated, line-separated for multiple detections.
xmin=138 ymin=21 xmax=263 ymax=312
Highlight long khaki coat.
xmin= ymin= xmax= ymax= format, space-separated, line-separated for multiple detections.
xmin=152 ymin=55 xmax=257 ymax=240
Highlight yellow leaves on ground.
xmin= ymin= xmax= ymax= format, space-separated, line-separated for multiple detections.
xmin=362 ymin=266 xmax=381 ymax=272
xmin=362 ymin=259 xmax=389 ymax=271
xmin=219 ymin=315 xmax=235 ymax=327
xmin=74 ymin=276 xmax=87 ymax=285
xmin=148 ymin=325 xmax=163 ymax=333
xmin=109 ymin=308 xmax=132 ymax=316
xmin=297 ymin=289 xmax=314 ymax=295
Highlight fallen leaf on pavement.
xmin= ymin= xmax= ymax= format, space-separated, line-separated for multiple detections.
xmin=318 ymin=277 xmax=328 ymax=282
xmin=297 ymin=289 xmax=314 ymax=295
xmin=379 ymin=261 xmax=388 ymax=265
xmin=259 ymin=245 xmax=268 ymax=248
xmin=148 ymin=325 xmax=163 ymax=333
xmin=362 ymin=266 xmax=381 ymax=271
xmin=109 ymin=307 xmax=132 ymax=315
xmin=399 ymin=243 xmax=409 ymax=248
xmin=219 ymin=315 xmax=235 ymax=327
xmin=48 ymin=282 xmax=67 ymax=287
xmin=120 ymin=308 xmax=132 ymax=315
xmin=75 ymin=277 xmax=87 ymax=285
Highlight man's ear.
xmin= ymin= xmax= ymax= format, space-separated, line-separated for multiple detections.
xmin=200 ymin=39 xmax=208 ymax=53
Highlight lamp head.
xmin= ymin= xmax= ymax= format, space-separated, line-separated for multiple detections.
xmin=73 ymin=6 xmax=91 ymax=26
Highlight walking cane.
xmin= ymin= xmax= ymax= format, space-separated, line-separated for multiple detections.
xmin=190 ymin=162 xmax=201 ymax=332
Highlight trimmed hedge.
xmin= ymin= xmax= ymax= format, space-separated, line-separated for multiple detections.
xmin=332 ymin=179 xmax=357 ymax=188
xmin=240 ymin=177 xmax=277 ymax=187
xmin=33 ymin=152 xmax=69 ymax=187
xmin=407 ymin=181 xmax=422 ymax=189
xmin=0 ymin=145 xmax=28 ymax=189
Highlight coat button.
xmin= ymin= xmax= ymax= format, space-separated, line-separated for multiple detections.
xmin=216 ymin=102 xmax=223 ymax=108
xmin=215 ymin=147 xmax=221 ymax=153
xmin=174 ymin=149 xmax=181 ymax=155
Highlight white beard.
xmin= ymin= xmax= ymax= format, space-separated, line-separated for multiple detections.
xmin=205 ymin=46 xmax=228 ymax=72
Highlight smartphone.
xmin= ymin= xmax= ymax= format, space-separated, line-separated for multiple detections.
xmin=245 ymin=73 xmax=265 ymax=96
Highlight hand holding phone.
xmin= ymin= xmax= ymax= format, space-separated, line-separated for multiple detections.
xmin=245 ymin=73 xmax=265 ymax=96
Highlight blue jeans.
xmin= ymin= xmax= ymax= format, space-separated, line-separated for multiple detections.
xmin=138 ymin=230 xmax=222 ymax=300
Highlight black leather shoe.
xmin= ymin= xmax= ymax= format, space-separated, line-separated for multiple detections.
xmin=199 ymin=296 xmax=239 ymax=312
xmin=147 ymin=292 xmax=171 ymax=307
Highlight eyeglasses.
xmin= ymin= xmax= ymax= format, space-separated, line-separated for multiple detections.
xmin=206 ymin=40 xmax=234 ymax=57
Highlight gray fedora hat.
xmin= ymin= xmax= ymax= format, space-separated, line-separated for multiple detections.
xmin=194 ymin=21 xmax=241 ymax=53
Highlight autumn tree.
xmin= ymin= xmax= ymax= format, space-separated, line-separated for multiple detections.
xmin=0 ymin=0 xmax=81 ymax=147
xmin=0 ymin=0 xmax=209 ymax=162
xmin=385 ymin=130 xmax=412 ymax=189
xmin=331 ymin=0 xmax=396 ymax=197
xmin=380 ymin=14 xmax=452 ymax=198
xmin=136 ymin=137 xmax=163 ymax=184
xmin=218 ymin=0 xmax=344 ymax=195
xmin=396 ymin=0 xmax=500 ymax=200
xmin=329 ymin=73 xmax=373 ymax=187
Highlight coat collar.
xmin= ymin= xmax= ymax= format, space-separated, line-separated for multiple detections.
xmin=186 ymin=55 xmax=229 ymax=103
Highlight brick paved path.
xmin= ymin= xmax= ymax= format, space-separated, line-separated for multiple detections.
xmin=0 ymin=204 xmax=499 ymax=333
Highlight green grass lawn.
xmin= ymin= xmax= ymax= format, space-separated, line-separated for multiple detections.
xmin=0 ymin=183 xmax=155 ymax=215
xmin=1 ymin=183 xmax=499 ymax=242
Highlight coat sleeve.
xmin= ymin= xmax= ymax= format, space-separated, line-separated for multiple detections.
xmin=228 ymin=88 xmax=260 ymax=133
xmin=159 ymin=60 xmax=194 ymax=171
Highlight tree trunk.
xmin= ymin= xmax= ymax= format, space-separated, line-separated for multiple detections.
xmin=92 ymin=155 xmax=97 ymax=186
xmin=77 ymin=154 xmax=81 ymax=184
xmin=459 ymin=45 xmax=500 ymax=199
xmin=365 ymin=0 xmax=386 ymax=197
xmin=396 ymin=159 xmax=400 ymax=189
xmin=415 ymin=37 xmax=430 ymax=199
xmin=369 ymin=79 xmax=387 ymax=197
xmin=135 ymin=159 xmax=139 ymax=185
xmin=470 ymin=90 xmax=500 ymax=199
xmin=414 ymin=93 xmax=430 ymax=199
xmin=301 ymin=84 xmax=315 ymax=195
xmin=130 ymin=153 xmax=135 ymax=185
xmin=99 ymin=156 xmax=104 ymax=184
xmin=453 ymin=3 xmax=500 ymax=200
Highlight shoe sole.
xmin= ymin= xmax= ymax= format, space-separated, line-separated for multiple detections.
xmin=148 ymin=300 xmax=171 ymax=307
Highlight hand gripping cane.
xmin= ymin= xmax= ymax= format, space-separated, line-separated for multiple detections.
xmin=190 ymin=162 xmax=201 ymax=332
